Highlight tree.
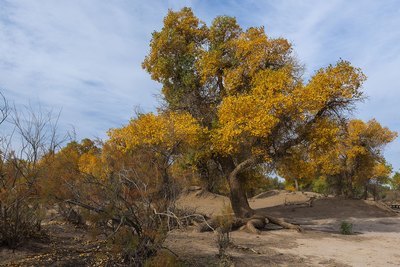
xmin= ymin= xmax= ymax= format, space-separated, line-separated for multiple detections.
xmin=328 ymin=119 xmax=396 ymax=198
xmin=40 ymin=138 xmax=101 ymax=203
xmin=141 ymin=8 xmax=367 ymax=227
xmin=278 ymin=119 xmax=396 ymax=198
xmin=391 ymin=172 xmax=400 ymax=191
xmin=107 ymin=111 xmax=203 ymax=198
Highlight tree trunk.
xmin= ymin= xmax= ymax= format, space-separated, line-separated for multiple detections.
xmin=161 ymin=167 xmax=173 ymax=199
xmin=226 ymin=157 xmax=258 ymax=218
xmin=363 ymin=183 xmax=368 ymax=200
xmin=228 ymin=172 xmax=253 ymax=218
xmin=193 ymin=156 xmax=303 ymax=233
xmin=294 ymin=178 xmax=299 ymax=191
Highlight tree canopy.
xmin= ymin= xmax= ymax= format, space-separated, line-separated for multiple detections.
xmin=78 ymin=7 xmax=395 ymax=219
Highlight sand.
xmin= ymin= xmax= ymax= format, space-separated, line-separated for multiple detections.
xmin=1 ymin=188 xmax=399 ymax=266
xmin=171 ymin=188 xmax=400 ymax=266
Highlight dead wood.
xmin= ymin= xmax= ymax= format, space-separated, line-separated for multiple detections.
xmin=197 ymin=213 xmax=302 ymax=233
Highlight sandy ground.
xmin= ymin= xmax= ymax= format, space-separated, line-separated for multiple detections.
xmin=0 ymin=220 xmax=109 ymax=266
xmin=172 ymin=188 xmax=400 ymax=266
xmin=1 ymin=189 xmax=399 ymax=266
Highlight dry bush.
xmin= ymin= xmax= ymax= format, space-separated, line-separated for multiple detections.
xmin=60 ymin=147 xmax=194 ymax=266
xmin=67 ymin=171 xmax=180 ymax=266
xmin=0 ymin=150 xmax=47 ymax=249
xmin=144 ymin=250 xmax=183 ymax=267
xmin=0 ymin=186 xmax=45 ymax=248
xmin=57 ymin=203 xmax=85 ymax=226
xmin=215 ymin=203 xmax=234 ymax=266
xmin=0 ymin=101 xmax=66 ymax=249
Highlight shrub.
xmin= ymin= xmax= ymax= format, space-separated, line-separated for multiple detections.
xmin=144 ymin=250 xmax=183 ymax=267
xmin=340 ymin=221 xmax=353 ymax=235
xmin=312 ymin=177 xmax=329 ymax=195
xmin=0 ymin=190 xmax=46 ymax=248
xmin=215 ymin=203 xmax=233 ymax=265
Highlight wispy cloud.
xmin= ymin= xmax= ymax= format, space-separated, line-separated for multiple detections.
xmin=1 ymin=0 xmax=399 ymax=168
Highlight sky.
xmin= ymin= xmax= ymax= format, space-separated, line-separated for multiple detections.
xmin=0 ymin=0 xmax=399 ymax=169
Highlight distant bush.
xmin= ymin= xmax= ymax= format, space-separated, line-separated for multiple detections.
xmin=312 ymin=177 xmax=329 ymax=195
xmin=340 ymin=221 xmax=353 ymax=235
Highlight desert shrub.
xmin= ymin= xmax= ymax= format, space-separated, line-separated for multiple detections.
xmin=144 ymin=250 xmax=183 ymax=267
xmin=285 ymin=184 xmax=296 ymax=192
xmin=0 ymin=155 xmax=46 ymax=248
xmin=312 ymin=177 xmax=329 ymax=195
xmin=61 ymin=147 xmax=191 ymax=266
xmin=215 ymin=203 xmax=234 ymax=264
xmin=57 ymin=203 xmax=85 ymax=226
xmin=0 ymin=102 xmax=68 ymax=248
xmin=0 ymin=194 xmax=45 ymax=248
xmin=340 ymin=221 xmax=353 ymax=235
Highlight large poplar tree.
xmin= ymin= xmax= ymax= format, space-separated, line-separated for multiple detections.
xmin=140 ymin=7 xmax=366 ymax=221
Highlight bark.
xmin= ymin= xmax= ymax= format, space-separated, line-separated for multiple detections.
xmin=363 ymin=184 xmax=368 ymax=200
xmin=265 ymin=215 xmax=302 ymax=232
xmin=197 ymin=213 xmax=302 ymax=233
xmin=227 ymin=157 xmax=258 ymax=218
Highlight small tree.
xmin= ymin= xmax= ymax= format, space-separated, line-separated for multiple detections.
xmin=108 ymin=111 xmax=203 ymax=199
xmin=390 ymin=172 xmax=400 ymax=191
xmin=322 ymin=119 xmax=396 ymax=198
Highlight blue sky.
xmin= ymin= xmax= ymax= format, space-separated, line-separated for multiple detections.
xmin=0 ymin=0 xmax=399 ymax=169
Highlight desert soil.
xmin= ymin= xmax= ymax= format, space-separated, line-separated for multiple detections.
xmin=172 ymin=189 xmax=400 ymax=266
xmin=1 ymin=189 xmax=400 ymax=266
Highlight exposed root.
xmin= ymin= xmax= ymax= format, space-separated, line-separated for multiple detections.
xmin=265 ymin=215 xmax=303 ymax=232
xmin=239 ymin=215 xmax=267 ymax=234
xmin=197 ymin=213 xmax=302 ymax=233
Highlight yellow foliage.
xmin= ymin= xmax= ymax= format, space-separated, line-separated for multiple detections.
xmin=108 ymin=112 xmax=204 ymax=153
xmin=285 ymin=185 xmax=296 ymax=192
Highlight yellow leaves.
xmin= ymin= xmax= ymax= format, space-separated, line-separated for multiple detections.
xmin=348 ymin=119 xmax=397 ymax=147
xmin=108 ymin=112 xmax=204 ymax=154
xmin=302 ymin=60 xmax=366 ymax=113
xmin=140 ymin=8 xmax=395 ymax=194
xmin=78 ymin=152 xmax=102 ymax=178
xmin=214 ymin=66 xmax=305 ymax=155
xmin=314 ymin=118 xmax=397 ymax=186
xmin=372 ymin=163 xmax=391 ymax=180
xmin=223 ymin=27 xmax=293 ymax=94
xmin=251 ymin=67 xmax=295 ymax=96
xmin=214 ymin=94 xmax=279 ymax=154
xmin=197 ymin=49 xmax=222 ymax=84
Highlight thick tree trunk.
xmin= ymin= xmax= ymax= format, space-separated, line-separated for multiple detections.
xmin=226 ymin=157 xmax=259 ymax=218
xmin=294 ymin=178 xmax=299 ymax=191
xmin=195 ymin=156 xmax=303 ymax=233
xmin=228 ymin=172 xmax=253 ymax=218
xmin=363 ymin=183 xmax=368 ymax=200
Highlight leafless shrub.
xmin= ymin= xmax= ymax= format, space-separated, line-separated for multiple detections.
xmin=0 ymin=101 xmax=66 ymax=248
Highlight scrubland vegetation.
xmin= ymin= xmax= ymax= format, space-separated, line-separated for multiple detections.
xmin=1 ymin=7 xmax=399 ymax=266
